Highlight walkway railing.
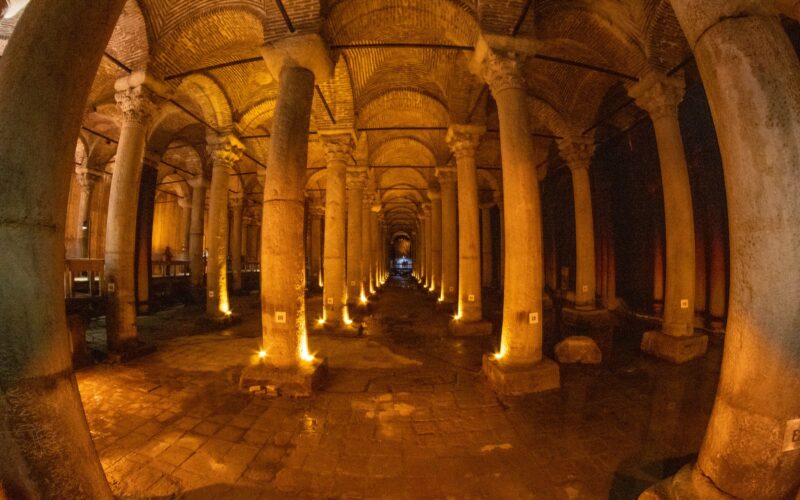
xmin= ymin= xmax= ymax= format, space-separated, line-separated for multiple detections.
xmin=64 ymin=258 xmax=105 ymax=298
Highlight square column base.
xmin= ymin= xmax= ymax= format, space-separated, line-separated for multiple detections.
xmin=641 ymin=330 xmax=708 ymax=364
xmin=561 ymin=307 xmax=611 ymax=329
xmin=482 ymin=355 xmax=560 ymax=396
xmin=554 ymin=336 xmax=602 ymax=364
xmin=448 ymin=319 xmax=492 ymax=337
xmin=239 ymin=357 xmax=328 ymax=397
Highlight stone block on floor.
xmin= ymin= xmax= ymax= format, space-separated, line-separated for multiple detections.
xmin=641 ymin=330 xmax=708 ymax=364
xmin=554 ymin=336 xmax=602 ymax=364
xmin=239 ymin=357 xmax=328 ymax=397
xmin=482 ymin=355 xmax=560 ymax=396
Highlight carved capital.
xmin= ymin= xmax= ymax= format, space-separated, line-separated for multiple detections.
xmin=261 ymin=33 xmax=334 ymax=83
xmin=557 ymin=135 xmax=596 ymax=172
xmin=346 ymin=167 xmax=368 ymax=190
xmin=75 ymin=164 xmax=102 ymax=193
xmin=188 ymin=175 xmax=209 ymax=190
xmin=628 ymin=71 xmax=685 ymax=121
xmin=114 ymin=72 xmax=166 ymax=126
xmin=427 ymin=187 xmax=442 ymax=200
xmin=320 ymin=131 xmax=355 ymax=165
xmin=446 ymin=124 xmax=486 ymax=161
xmin=309 ymin=203 xmax=325 ymax=217
xmin=436 ymin=166 xmax=458 ymax=186
xmin=470 ymin=35 xmax=536 ymax=95
xmin=207 ymin=134 xmax=245 ymax=171
xmin=229 ymin=194 xmax=245 ymax=208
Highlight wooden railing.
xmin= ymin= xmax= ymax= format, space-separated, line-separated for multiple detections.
xmin=64 ymin=258 xmax=105 ymax=298
xmin=152 ymin=259 xmax=190 ymax=277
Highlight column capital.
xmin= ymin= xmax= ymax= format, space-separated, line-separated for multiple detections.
xmin=188 ymin=175 xmax=209 ymax=189
xmin=422 ymin=202 xmax=432 ymax=215
xmin=75 ymin=164 xmax=102 ymax=192
xmin=309 ymin=203 xmax=325 ymax=217
xmin=320 ymin=130 xmax=355 ymax=164
xmin=229 ymin=193 xmax=245 ymax=208
xmin=435 ymin=166 xmax=458 ymax=185
xmin=371 ymin=200 xmax=382 ymax=213
xmin=178 ymin=198 xmax=193 ymax=209
xmin=470 ymin=34 xmax=537 ymax=94
xmin=427 ymin=187 xmax=442 ymax=200
xmin=557 ymin=135 xmax=596 ymax=172
xmin=261 ymin=33 xmax=334 ymax=83
xmin=362 ymin=190 xmax=375 ymax=205
xmin=627 ymin=71 xmax=686 ymax=121
xmin=207 ymin=134 xmax=245 ymax=170
xmin=345 ymin=166 xmax=369 ymax=189
xmin=479 ymin=201 xmax=495 ymax=210
xmin=446 ymin=124 xmax=486 ymax=160
xmin=114 ymin=71 xmax=166 ymax=126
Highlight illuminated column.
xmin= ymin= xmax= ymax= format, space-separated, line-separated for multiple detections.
xmin=178 ymin=197 xmax=192 ymax=260
xmin=629 ymin=71 xmax=707 ymax=363
xmin=320 ymin=131 xmax=353 ymax=326
xmin=75 ymin=163 xmax=101 ymax=258
xmin=240 ymin=34 xmax=331 ymax=394
xmin=437 ymin=167 xmax=458 ymax=304
xmin=105 ymin=72 xmax=164 ymax=354
xmin=345 ymin=166 xmax=367 ymax=306
xmin=360 ymin=190 xmax=372 ymax=300
xmin=495 ymin=194 xmax=505 ymax=288
xmin=188 ymin=175 xmax=208 ymax=290
xmin=230 ymin=194 xmax=244 ymax=292
xmin=309 ymin=203 xmax=324 ymax=289
xmin=421 ymin=204 xmax=431 ymax=288
xmin=428 ymin=187 xmax=442 ymax=294
xmin=480 ymin=203 xmax=494 ymax=287
xmin=471 ymin=34 xmax=559 ymax=394
xmin=370 ymin=203 xmax=381 ymax=291
xmin=643 ymin=2 xmax=800 ymax=497
xmin=447 ymin=125 xmax=491 ymax=335
xmin=205 ymin=134 xmax=243 ymax=319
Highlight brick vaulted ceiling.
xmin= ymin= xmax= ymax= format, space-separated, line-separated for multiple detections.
xmin=0 ymin=0 xmax=690 ymax=235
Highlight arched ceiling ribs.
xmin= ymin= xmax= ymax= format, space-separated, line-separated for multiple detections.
xmin=358 ymin=88 xmax=449 ymax=128
xmin=371 ymin=137 xmax=439 ymax=167
xmin=175 ymin=73 xmax=234 ymax=132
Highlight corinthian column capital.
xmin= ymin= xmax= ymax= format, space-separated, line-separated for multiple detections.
xmin=446 ymin=124 xmax=486 ymax=160
xmin=114 ymin=71 xmax=166 ymax=126
xmin=320 ymin=130 xmax=355 ymax=164
xmin=627 ymin=71 xmax=686 ymax=121
xmin=436 ymin=166 xmax=458 ymax=186
xmin=207 ymin=134 xmax=245 ymax=171
xmin=470 ymin=34 xmax=537 ymax=95
xmin=261 ymin=33 xmax=334 ymax=83
xmin=557 ymin=135 xmax=596 ymax=172
xmin=75 ymin=163 xmax=102 ymax=193
xmin=345 ymin=167 xmax=368 ymax=190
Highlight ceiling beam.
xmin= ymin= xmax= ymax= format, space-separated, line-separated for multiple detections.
xmin=164 ymin=56 xmax=262 ymax=81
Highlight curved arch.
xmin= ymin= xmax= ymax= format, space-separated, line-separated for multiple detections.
xmin=175 ymin=73 xmax=234 ymax=131
xmin=371 ymin=137 xmax=438 ymax=167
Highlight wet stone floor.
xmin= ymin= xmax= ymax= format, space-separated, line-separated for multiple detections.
xmin=78 ymin=276 xmax=723 ymax=499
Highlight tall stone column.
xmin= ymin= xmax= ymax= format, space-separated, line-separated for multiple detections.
xmin=320 ymin=131 xmax=354 ymax=327
xmin=437 ymin=167 xmax=458 ymax=305
xmin=558 ymin=136 xmax=609 ymax=328
xmin=708 ymin=216 xmax=726 ymax=330
xmin=178 ymin=197 xmax=192 ymax=260
xmin=240 ymin=34 xmax=331 ymax=395
xmin=205 ymin=135 xmax=243 ymax=319
xmin=360 ymin=190 xmax=372 ymax=299
xmin=309 ymin=204 xmax=324 ymax=289
xmin=75 ymin=164 xmax=101 ymax=258
xmin=345 ymin=166 xmax=367 ymax=306
xmin=421 ymin=205 xmax=431 ymax=288
xmin=470 ymin=34 xmax=559 ymax=394
xmin=428 ymin=187 xmax=442 ymax=294
xmin=105 ymin=72 xmax=164 ymax=354
xmin=134 ymin=160 xmax=158 ymax=315
xmin=230 ymin=194 xmax=244 ymax=292
xmin=495 ymin=195 xmax=505 ymax=288
xmin=629 ymin=71 xmax=707 ymax=363
xmin=188 ymin=175 xmax=208 ymax=290
xmin=695 ymin=220 xmax=707 ymax=326
xmin=447 ymin=125 xmax=492 ymax=335
xmin=480 ymin=204 xmax=494 ymax=287
xmin=643 ymin=2 xmax=800 ymax=497
xmin=370 ymin=206 xmax=381 ymax=291
xmin=653 ymin=223 xmax=665 ymax=313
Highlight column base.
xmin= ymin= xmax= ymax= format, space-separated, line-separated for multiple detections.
xmin=641 ymin=330 xmax=708 ymax=364
xmin=206 ymin=312 xmax=240 ymax=326
xmin=482 ymin=355 xmax=560 ymax=396
xmin=639 ymin=464 xmax=732 ymax=500
xmin=448 ymin=319 xmax=492 ymax=337
xmin=239 ymin=357 xmax=328 ymax=397
xmin=554 ymin=336 xmax=602 ymax=364
xmin=561 ymin=306 xmax=611 ymax=329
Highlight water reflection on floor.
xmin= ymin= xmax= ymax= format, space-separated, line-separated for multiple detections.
xmin=78 ymin=275 xmax=722 ymax=499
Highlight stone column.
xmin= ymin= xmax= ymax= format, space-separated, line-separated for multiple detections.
xmin=437 ymin=167 xmax=458 ymax=305
xmin=240 ymin=34 xmax=331 ymax=395
xmin=320 ymin=131 xmax=354 ymax=327
xmin=134 ymin=160 xmax=157 ymax=315
xmin=345 ymin=166 xmax=367 ymax=307
xmin=447 ymin=125 xmax=492 ymax=335
xmin=360 ymin=190 xmax=372 ymax=300
xmin=470 ymin=34 xmax=559 ymax=394
xmin=653 ymin=223 xmax=665 ymax=314
xmin=643 ymin=2 xmax=800 ymax=498
xmin=75 ymin=164 xmax=101 ymax=258
xmin=309 ymin=204 xmax=324 ymax=289
xmin=495 ymin=196 xmax=505 ymax=288
xmin=480 ymin=204 xmax=494 ymax=288
xmin=205 ymin=134 xmax=243 ymax=319
xmin=230 ymin=194 xmax=244 ymax=292
xmin=708 ymin=217 xmax=726 ymax=330
xmin=178 ymin=197 xmax=192 ymax=261
xmin=105 ymin=72 xmax=164 ymax=354
xmin=558 ymin=136 xmax=609 ymax=328
xmin=0 ymin=1 xmax=125 ymax=495
xmin=371 ymin=206 xmax=381 ymax=291
xmin=629 ymin=71 xmax=707 ymax=363
xmin=694 ymin=220 xmax=707 ymax=327
xmin=428 ymin=187 xmax=442 ymax=294
xmin=188 ymin=175 xmax=208 ymax=290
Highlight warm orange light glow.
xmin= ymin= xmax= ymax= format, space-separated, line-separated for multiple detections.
xmin=317 ymin=317 xmax=325 ymax=326
xmin=258 ymin=350 xmax=267 ymax=359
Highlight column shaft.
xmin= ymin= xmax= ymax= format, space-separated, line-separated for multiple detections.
xmin=360 ymin=192 xmax=371 ymax=297
xmin=189 ymin=178 xmax=207 ymax=289
xmin=231 ymin=200 xmax=244 ymax=291
xmin=206 ymin=161 xmax=231 ymax=317
xmin=429 ymin=193 xmax=442 ymax=293
xmin=345 ymin=169 xmax=366 ymax=305
xmin=481 ymin=207 xmax=493 ymax=287
xmin=179 ymin=199 xmax=192 ymax=260
xmin=570 ymin=166 xmax=596 ymax=307
xmin=439 ymin=172 xmax=458 ymax=303
xmin=309 ymin=210 xmax=323 ymax=288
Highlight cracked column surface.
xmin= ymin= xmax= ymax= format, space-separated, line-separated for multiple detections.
xmin=0 ymin=0 xmax=125 ymax=497
xmin=320 ymin=131 xmax=354 ymax=327
xmin=205 ymin=134 xmax=243 ymax=320
xmin=105 ymin=72 xmax=165 ymax=354
xmin=629 ymin=71 xmax=707 ymax=364
xmin=188 ymin=175 xmax=208 ymax=291
xmin=240 ymin=34 xmax=332 ymax=395
xmin=447 ymin=125 xmax=492 ymax=336
xmin=641 ymin=2 xmax=800 ymax=498
xmin=470 ymin=34 xmax=559 ymax=395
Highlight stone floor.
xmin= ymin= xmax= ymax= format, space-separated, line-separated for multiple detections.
xmin=78 ymin=277 xmax=722 ymax=499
